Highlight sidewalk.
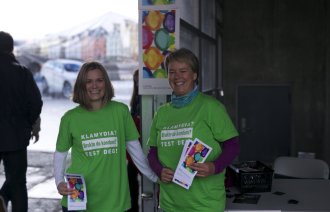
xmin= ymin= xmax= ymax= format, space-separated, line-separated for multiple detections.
xmin=0 ymin=151 xmax=62 ymax=212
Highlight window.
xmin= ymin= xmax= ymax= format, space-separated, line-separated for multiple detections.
xmin=201 ymin=39 xmax=216 ymax=91
xmin=179 ymin=0 xmax=199 ymax=28
xmin=179 ymin=0 xmax=221 ymax=96
xmin=201 ymin=0 xmax=216 ymax=38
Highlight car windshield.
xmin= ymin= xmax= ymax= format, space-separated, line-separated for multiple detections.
xmin=64 ymin=63 xmax=81 ymax=72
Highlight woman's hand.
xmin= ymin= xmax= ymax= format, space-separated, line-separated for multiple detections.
xmin=188 ymin=162 xmax=215 ymax=177
xmin=57 ymin=182 xmax=74 ymax=196
xmin=160 ymin=167 xmax=174 ymax=183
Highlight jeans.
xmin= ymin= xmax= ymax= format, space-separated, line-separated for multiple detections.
xmin=0 ymin=149 xmax=28 ymax=212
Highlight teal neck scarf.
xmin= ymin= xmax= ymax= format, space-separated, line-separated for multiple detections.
xmin=171 ymin=85 xmax=199 ymax=108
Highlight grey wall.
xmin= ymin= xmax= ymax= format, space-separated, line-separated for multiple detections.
xmin=222 ymin=0 xmax=330 ymax=165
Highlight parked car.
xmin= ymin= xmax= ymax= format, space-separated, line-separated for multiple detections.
xmin=33 ymin=72 xmax=44 ymax=94
xmin=40 ymin=59 xmax=83 ymax=98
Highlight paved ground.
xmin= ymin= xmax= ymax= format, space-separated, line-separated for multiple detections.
xmin=0 ymin=151 xmax=63 ymax=212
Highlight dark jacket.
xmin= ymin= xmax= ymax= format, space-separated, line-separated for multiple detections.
xmin=0 ymin=52 xmax=43 ymax=151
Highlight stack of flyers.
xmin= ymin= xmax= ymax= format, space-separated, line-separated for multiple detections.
xmin=65 ymin=173 xmax=87 ymax=211
xmin=172 ymin=138 xmax=212 ymax=189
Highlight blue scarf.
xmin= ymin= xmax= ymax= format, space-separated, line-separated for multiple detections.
xmin=171 ymin=86 xmax=199 ymax=108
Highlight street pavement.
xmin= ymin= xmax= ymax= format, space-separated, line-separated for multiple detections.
xmin=0 ymin=150 xmax=63 ymax=212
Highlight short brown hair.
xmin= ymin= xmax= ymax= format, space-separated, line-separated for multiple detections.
xmin=72 ymin=61 xmax=114 ymax=109
xmin=165 ymin=48 xmax=200 ymax=81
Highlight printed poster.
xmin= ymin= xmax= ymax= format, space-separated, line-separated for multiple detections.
xmin=139 ymin=0 xmax=177 ymax=10
xmin=138 ymin=4 xmax=180 ymax=94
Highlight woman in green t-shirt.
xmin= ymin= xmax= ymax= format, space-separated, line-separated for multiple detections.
xmin=147 ymin=48 xmax=240 ymax=212
xmin=53 ymin=61 xmax=157 ymax=212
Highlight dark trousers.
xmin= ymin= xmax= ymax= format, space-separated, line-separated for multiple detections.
xmin=127 ymin=161 xmax=139 ymax=212
xmin=0 ymin=149 xmax=28 ymax=212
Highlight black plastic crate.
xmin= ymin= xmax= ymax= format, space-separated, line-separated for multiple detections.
xmin=229 ymin=161 xmax=274 ymax=193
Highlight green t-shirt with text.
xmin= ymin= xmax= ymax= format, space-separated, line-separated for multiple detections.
xmin=147 ymin=92 xmax=238 ymax=212
xmin=56 ymin=101 xmax=139 ymax=212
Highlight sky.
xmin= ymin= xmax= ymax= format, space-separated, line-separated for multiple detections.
xmin=0 ymin=0 xmax=138 ymax=40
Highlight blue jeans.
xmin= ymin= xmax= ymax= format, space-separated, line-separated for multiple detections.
xmin=0 ymin=149 xmax=28 ymax=212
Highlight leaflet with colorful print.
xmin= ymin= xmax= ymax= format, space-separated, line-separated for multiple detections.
xmin=65 ymin=173 xmax=87 ymax=211
xmin=172 ymin=138 xmax=212 ymax=189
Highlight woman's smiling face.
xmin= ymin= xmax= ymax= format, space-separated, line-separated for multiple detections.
xmin=85 ymin=68 xmax=105 ymax=103
xmin=168 ymin=60 xmax=197 ymax=96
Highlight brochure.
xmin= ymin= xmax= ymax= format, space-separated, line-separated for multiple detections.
xmin=65 ymin=173 xmax=87 ymax=211
xmin=172 ymin=138 xmax=212 ymax=189
xmin=172 ymin=139 xmax=193 ymax=189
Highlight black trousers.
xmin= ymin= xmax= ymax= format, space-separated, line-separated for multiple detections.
xmin=127 ymin=161 xmax=139 ymax=212
xmin=0 ymin=149 xmax=28 ymax=212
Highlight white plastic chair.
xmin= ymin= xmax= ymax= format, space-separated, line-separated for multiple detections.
xmin=273 ymin=156 xmax=329 ymax=179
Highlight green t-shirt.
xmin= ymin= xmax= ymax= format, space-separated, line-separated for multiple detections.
xmin=56 ymin=101 xmax=139 ymax=212
xmin=147 ymin=92 xmax=238 ymax=212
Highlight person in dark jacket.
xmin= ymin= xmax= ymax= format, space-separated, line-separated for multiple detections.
xmin=0 ymin=31 xmax=43 ymax=212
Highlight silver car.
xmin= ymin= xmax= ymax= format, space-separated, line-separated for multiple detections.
xmin=40 ymin=59 xmax=82 ymax=98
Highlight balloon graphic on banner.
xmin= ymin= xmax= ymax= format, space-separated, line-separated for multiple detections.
xmin=143 ymin=47 xmax=164 ymax=70
xmin=142 ymin=10 xmax=176 ymax=79
xmin=163 ymin=11 xmax=175 ymax=33
xmin=145 ymin=11 xmax=164 ymax=31
xmin=143 ymin=26 xmax=154 ymax=49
